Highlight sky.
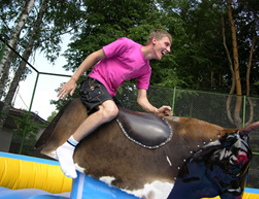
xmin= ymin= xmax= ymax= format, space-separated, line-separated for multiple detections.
xmin=13 ymin=35 xmax=73 ymax=120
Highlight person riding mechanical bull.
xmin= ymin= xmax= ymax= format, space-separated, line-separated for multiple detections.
xmin=56 ymin=29 xmax=173 ymax=179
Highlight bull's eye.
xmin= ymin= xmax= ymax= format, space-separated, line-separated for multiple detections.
xmin=236 ymin=151 xmax=248 ymax=165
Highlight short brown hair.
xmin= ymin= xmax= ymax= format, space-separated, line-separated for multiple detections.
xmin=146 ymin=29 xmax=172 ymax=45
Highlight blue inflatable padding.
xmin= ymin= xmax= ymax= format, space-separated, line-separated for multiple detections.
xmin=70 ymin=171 xmax=140 ymax=199
xmin=0 ymin=186 xmax=70 ymax=199
xmin=245 ymin=188 xmax=259 ymax=194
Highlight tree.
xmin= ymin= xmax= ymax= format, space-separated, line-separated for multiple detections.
xmin=0 ymin=0 xmax=47 ymax=130
xmin=159 ymin=0 xmax=231 ymax=91
xmin=11 ymin=110 xmax=40 ymax=155
xmin=62 ymin=0 xmax=162 ymax=71
xmin=224 ymin=0 xmax=259 ymax=127
xmin=50 ymin=0 xmax=178 ymax=110
xmin=0 ymin=0 xmax=85 ymax=132
xmin=225 ymin=0 xmax=243 ymax=128
xmin=0 ymin=0 xmax=35 ymax=99
xmin=47 ymin=111 xmax=57 ymax=122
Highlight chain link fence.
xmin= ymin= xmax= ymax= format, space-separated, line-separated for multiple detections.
xmin=1 ymin=37 xmax=259 ymax=188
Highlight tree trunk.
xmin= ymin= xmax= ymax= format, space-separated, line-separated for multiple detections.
xmin=211 ymin=70 xmax=214 ymax=89
xmin=0 ymin=0 xmax=47 ymax=131
xmin=244 ymin=35 xmax=258 ymax=126
xmin=222 ymin=14 xmax=235 ymax=125
xmin=226 ymin=0 xmax=242 ymax=128
xmin=0 ymin=0 xmax=35 ymax=99
xmin=246 ymin=35 xmax=256 ymax=96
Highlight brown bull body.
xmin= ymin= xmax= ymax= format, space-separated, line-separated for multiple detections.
xmin=35 ymin=98 xmax=244 ymax=198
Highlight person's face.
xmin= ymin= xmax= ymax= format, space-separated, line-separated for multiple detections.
xmin=152 ymin=36 xmax=171 ymax=60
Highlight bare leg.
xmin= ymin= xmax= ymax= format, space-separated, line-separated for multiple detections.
xmin=57 ymin=100 xmax=118 ymax=178
xmin=73 ymin=100 xmax=118 ymax=141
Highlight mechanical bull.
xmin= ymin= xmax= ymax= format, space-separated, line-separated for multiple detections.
xmin=35 ymin=98 xmax=257 ymax=199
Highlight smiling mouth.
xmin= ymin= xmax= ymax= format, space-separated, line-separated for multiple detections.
xmin=161 ymin=50 xmax=166 ymax=56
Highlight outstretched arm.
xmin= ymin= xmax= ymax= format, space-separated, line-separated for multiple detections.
xmin=58 ymin=49 xmax=106 ymax=100
xmin=137 ymin=89 xmax=173 ymax=117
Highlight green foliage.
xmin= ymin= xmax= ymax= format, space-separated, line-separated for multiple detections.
xmin=12 ymin=110 xmax=40 ymax=155
xmin=2 ymin=0 xmax=258 ymax=109
xmin=62 ymin=0 xmax=164 ymax=71
xmin=52 ymin=0 xmax=257 ymax=114
xmin=47 ymin=111 xmax=57 ymax=122
xmin=61 ymin=0 xmax=186 ymax=94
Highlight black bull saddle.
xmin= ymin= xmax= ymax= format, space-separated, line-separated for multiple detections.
xmin=116 ymin=107 xmax=173 ymax=149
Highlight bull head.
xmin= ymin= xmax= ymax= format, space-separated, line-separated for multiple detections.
xmin=167 ymin=121 xmax=259 ymax=199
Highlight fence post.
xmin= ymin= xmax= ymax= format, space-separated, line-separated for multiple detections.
xmin=171 ymin=87 xmax=176 ymax=114
xmin=19 ymin=73 xmax=39 ymax=154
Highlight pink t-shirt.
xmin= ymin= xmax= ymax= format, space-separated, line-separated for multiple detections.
xmin=88 ymin=37 xmax=151 ymax=97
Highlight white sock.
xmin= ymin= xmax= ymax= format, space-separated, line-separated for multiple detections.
xmin=57 ymin=136 xmax=79 ymax=179
xmin=67 ymin=135 xmax=79 ymax=146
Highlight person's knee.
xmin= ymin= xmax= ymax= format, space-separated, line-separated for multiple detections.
xmin=98 ymin=101 xmax=118 ymax=122
xmin=102 ymin=104 xmax=118 ymax=122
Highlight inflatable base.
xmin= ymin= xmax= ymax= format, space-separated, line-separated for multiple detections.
xmin=0 ymin=186 xmax=70 ymax=199
xmin=1 ymin=152 xmax=259 ymax=199
xmin=70 ymin=171 xmax=139 ymax=198
xmin=0 ymin=152 xmax=139 ymax=199
xmin=0 ymin=171 xmax=139 ymax=199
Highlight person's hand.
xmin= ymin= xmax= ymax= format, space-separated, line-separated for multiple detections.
xmin=157 ymin=105 xmax=173 ymax=117
xmin=57 ymin=78 xmax=77 ymax=100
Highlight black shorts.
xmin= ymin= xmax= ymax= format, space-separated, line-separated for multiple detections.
xmin=80 ymin=77 xmax=120 ymax=114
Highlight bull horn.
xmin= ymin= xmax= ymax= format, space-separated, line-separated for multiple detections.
xmin=239 ymin=121 xmax=259 ymax=136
